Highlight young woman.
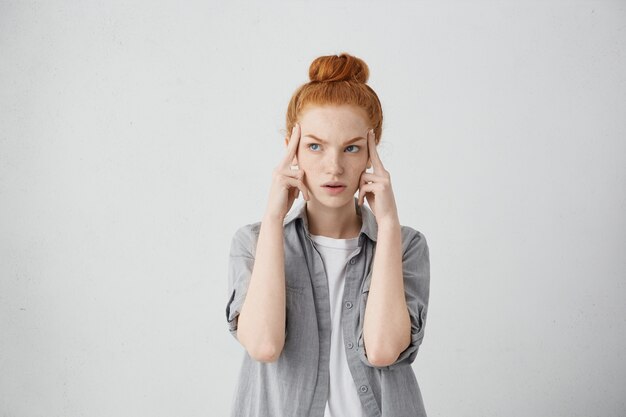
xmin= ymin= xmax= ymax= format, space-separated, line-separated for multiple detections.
xmin=226 ymin=53 xmax=431 ymax=417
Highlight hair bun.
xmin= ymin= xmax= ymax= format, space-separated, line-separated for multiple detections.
xmin=309 ymin=53 xmax=369 ymax=83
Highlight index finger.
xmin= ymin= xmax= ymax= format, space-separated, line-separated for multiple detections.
xmin=367 ymin=129 xmax=384 ymax=172
xmin=281 ymin=123 xmax=301 ymax=169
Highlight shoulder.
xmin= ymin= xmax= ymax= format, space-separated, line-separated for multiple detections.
xmin=232 ymin=221 xmax=262 ymax=239
xmin=229 ymin=221 xmax=262 ymax=256
xmin=399 ymin=225 xmax=428 ymax=257
xmin=231 ymin=218 xmax=299 ymax=256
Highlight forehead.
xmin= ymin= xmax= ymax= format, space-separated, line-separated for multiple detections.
xmin=299 ymin=104 xmax=369 ymax=136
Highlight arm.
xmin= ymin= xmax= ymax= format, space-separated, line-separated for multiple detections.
xmin=236 ymin=214 xmax=286 ymax=363
xmin=362 ymin=219 xmax=412 ymax=367
xmin=357 ymin=129 xmax=430 ymax=369
xmin=228 ymin=123 xmax=310 ymax=363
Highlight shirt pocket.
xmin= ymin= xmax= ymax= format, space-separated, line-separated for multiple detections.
xmin=285 ymin=285 xmax=305 ymax=314
xmin=356 ymin=268 xmax=373 ymax=357
xmin=284 ymin=284 xmax=305 ymax=338
xmin=360 ymin=267 xmax=373 ymax=300
xmin=284 ymin=256 xmax=307 ymax=318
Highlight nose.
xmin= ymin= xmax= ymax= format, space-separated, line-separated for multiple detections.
xmin=325 ymin=150 xmax=344 ymax=175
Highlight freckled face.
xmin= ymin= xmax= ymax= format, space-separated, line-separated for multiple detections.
xmin=294 ymin=104 xmax=371 ymax=208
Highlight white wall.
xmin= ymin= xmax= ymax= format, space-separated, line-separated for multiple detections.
xmin=1 ymin=1 xmax=624 ymax=416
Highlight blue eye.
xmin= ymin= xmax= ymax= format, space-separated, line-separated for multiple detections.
xmin=307 ymin=143 xmax=360 ymax=153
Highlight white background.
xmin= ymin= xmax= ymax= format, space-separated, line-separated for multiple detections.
xmin=1 ymin=1 xmax=625 ymax=416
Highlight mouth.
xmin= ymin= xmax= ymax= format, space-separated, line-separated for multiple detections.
xmin=322 ymin=184 xmax=347 ymax=195
xmin=322 ymin=182 xmax=346 ymax=187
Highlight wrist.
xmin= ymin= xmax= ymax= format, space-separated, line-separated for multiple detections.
xmin=263 ymin=212 xmax=286 ymax=225
xmin=377 ymin=217 xmax=401 ymax=231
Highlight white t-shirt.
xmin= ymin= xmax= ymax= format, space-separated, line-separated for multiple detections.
xmin=309 ymin=233 xmax=366 ymax=417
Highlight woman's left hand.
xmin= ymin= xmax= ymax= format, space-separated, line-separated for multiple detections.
xmin=357 ymin=129 xmax=400 ymax=226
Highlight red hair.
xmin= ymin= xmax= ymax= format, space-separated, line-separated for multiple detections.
xmin=285 ymin=53 xmax=383 ymax=144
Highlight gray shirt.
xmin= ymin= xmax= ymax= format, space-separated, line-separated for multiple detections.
xmin=226 ymin=197 xmax=431 ymax=417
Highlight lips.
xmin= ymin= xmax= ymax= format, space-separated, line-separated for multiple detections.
xmin=322 ymin=183 xmax=346 ymax=195
xmin=322 ymin=182 xmax=346 ymax=187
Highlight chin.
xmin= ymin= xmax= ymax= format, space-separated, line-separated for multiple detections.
xmin=311 ymin=192 xmax=355 ymax=208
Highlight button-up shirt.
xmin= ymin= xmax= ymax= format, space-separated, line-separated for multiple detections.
xmin=226 ymin=197 xmax=431 ymax=417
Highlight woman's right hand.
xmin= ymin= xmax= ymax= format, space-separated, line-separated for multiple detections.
xmin=265 ymin=123 xmax=311 ymax=220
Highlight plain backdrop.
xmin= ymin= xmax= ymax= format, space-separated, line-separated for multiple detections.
xmin=1 ymin=1 xmax=625 ymax=416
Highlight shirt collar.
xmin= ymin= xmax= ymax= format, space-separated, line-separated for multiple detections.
xmin=282 ymin=197 xmax=378 ymax=242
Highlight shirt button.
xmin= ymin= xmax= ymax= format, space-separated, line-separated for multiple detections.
xmin=349 ymin=258 xmax=356 ymax=264
xmin=347 ymin=342 xmax=354 ymax=349
xmin=345 ymin=301 xmax=353 ymax=309
xmin=359 ymin=385 xmax=369 ymax=393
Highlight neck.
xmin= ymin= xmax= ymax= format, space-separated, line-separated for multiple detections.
xmin=305 ymin=198 xmax=362 ymax=239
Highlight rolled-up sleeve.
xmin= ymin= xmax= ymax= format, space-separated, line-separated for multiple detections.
xmin=225 ymin=224 xmax=258 ymax=339
xmin=357 ymin=229 xmax=430 ymax=370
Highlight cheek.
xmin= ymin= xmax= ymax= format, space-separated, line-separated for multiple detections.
xmin=350 ymin=167 xmax=366 ymax=186
xmin=351 ymin=159 xmax=368 ymax=174
xmin=296 ymin=158 xmax=311 ymax=173
xmin=297 ymin=165 xmax=314 ymax=184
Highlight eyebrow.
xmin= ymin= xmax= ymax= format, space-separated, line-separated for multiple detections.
xmin=303 ymin=134 xmax=366 ymax=144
